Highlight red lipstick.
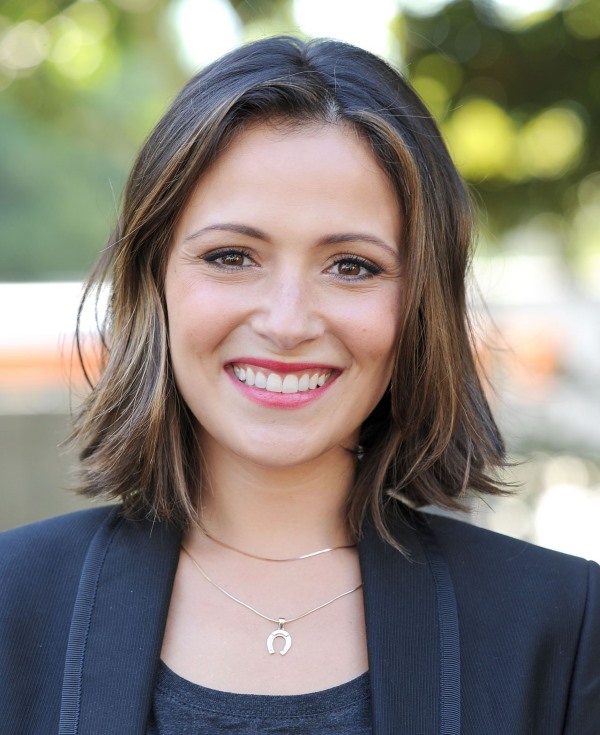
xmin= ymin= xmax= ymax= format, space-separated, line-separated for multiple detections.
xmin=228 ymin=358 xmax=338 ymax=373
xmin=225 ymin=359 xmax=341 ymax=409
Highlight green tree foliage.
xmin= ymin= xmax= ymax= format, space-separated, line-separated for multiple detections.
xmin=0 ymin=0 xmax=598 ymax=279
xmin=0 ymin=0 xmax=185 ymax=279
xmin=400 ymin=0 xmax=600 ymax=257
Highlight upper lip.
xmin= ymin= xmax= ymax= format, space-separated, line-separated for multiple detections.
xmin=227 ymin=358 xmax=341 ymax=373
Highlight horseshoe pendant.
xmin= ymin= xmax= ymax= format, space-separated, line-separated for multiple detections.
xmin=267 ymin=619 xmax=292 ymax=655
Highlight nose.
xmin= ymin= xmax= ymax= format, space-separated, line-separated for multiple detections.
xmin=249 ymin=268 xmax=325 ymax=350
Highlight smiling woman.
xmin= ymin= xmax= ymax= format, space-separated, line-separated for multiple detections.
xmin=165 ymin=123 xmax=403 ymax=471
xmin=0 ymin=35 xmax=598 ymax=735
xmin=69 ymin=38 xmax=504 ymax=539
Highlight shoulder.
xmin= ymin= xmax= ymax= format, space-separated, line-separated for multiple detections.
xmin=361 ymin=505 xmax=600 ymax=727
xmin=0 ymin=505 xmax=120 ymax=562
xmin=416 ymin=510 xmax=600 ymax=729
xmin=0 ymin=506 xmax=120 ymax=596
xmin=377 ymin=504 xmax=599 ymax=635
xmin=0 ymin=505 xmax=182 ymax=617
xmin=421 ymin=508 xmax=595 ymax=584
xmin=0 ymin=507 xmax=121 ymax=722
xmin=415 ymin=508 xmax=598 ymax=644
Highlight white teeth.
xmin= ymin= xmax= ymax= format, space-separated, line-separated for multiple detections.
xmin=282 ymin=374 xmax=299 ymax=393
xmin=232 ymin=365 xmax=332 ymax=394
xmin=298 ymin=374 xmax=310 ymax=392
xmin=266 ymin=373 xmax=282 ymax=392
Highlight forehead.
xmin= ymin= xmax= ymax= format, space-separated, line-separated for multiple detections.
xmin=174 ymin=120 xmax=402 ymax=243
xmin=209 ymin=119 xmax=386 ymax=182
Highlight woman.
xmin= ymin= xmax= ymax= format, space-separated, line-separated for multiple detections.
xmin=0 ymin=36 xmax=598 ymax=734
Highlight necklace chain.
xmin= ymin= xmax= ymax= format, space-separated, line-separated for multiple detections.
xmin=202 ymin=531 xmax=356 ymax=562
xmin=181 ymin=545 xmax=362 ymax=655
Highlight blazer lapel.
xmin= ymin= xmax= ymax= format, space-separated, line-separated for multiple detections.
xmin=60 ymin=505 xmax=459 ymax=735
xmin=358 ymin=508 xmax=442 ymax=735
xmin=59 ymin=509 xmax=181 ymax=734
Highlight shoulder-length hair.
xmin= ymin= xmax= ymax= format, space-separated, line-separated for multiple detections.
xmin=72 ymin=35 xmax=506 ymax=544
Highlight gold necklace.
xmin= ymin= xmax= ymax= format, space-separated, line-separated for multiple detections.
xmin=202 ymin=530 xmax=356 ymax=562
xmin=181 ymin=546 xmax=362 ymax=656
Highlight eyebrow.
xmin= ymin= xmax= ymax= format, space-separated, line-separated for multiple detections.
xmin=184 ymin=223 xmax=399 ymax=258
xmin=317 ymin=232 xmax=399 ymax=258
xmin=184 ymin=223 xmax=272 ymax=243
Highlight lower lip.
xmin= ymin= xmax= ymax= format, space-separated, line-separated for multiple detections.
xmin=227 ymin=370 xmax=338 ymax=409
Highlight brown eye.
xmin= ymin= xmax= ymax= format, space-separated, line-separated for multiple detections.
xmin=221 ymin=253 xmax=245 ymax=266
xmin=328 ymin=257 xmax=382 ymax=280
xmin=203 ymin=249 xmax=253 ymax=268
xmin=337 ymin=262 xmax=362 ymax=276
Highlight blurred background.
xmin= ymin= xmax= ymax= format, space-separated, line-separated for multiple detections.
xmin=1 ymin=0 xmax=599 ymax=559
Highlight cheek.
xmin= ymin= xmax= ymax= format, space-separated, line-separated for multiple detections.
xmin=167 ymin=283 xmax=241 ymax=360
xmin=342 ymin=289 xmax=402 ymax=365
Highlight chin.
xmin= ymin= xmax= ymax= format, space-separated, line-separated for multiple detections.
xmin=237 ymin=446 xmax=321 ymax=469
xmin=249 ymin=439 xmax=356 ymax=470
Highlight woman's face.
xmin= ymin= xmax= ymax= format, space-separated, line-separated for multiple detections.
xmin=165 ymin=121 xmax=404 ymax=470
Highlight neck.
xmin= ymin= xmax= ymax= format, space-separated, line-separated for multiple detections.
xmin=191 ymin=440 xmax=357 ymax=557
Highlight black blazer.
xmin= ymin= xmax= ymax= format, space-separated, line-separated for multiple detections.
xmin=0 ymin=505 xmax=598 ymax=734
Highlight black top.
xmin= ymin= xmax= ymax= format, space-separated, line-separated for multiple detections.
xmin=147 ymin=661 xmax=372 ymax=734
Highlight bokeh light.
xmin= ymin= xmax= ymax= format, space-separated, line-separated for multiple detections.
xmin=564 ymin=0 xmax=600 ymax=39
xmin=294 ymin=0 xmax=397 ymax=57
xmin=488 ymin=0 xmax=562 ymax=29
xmin=0 ymin=20 xmax=50 ymax=74
xmin=518 ymin=107 xmax=585 ymax=179
xmin=168 ymin=0 xmax=242 ymax=72
xmin=443 ymin=98 xmax=517 ymax=180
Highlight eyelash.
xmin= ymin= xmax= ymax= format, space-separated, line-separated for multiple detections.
xmin=201 ymin=248 xmax=383 ymax=280
xmin=329 ymin=255 xmax=383 ymax=280
xmin=202 ymin=248 xmax=254 ymax=269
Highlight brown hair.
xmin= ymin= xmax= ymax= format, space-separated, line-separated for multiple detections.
xmin=72 ymin=36 xmax=506 ymax=543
